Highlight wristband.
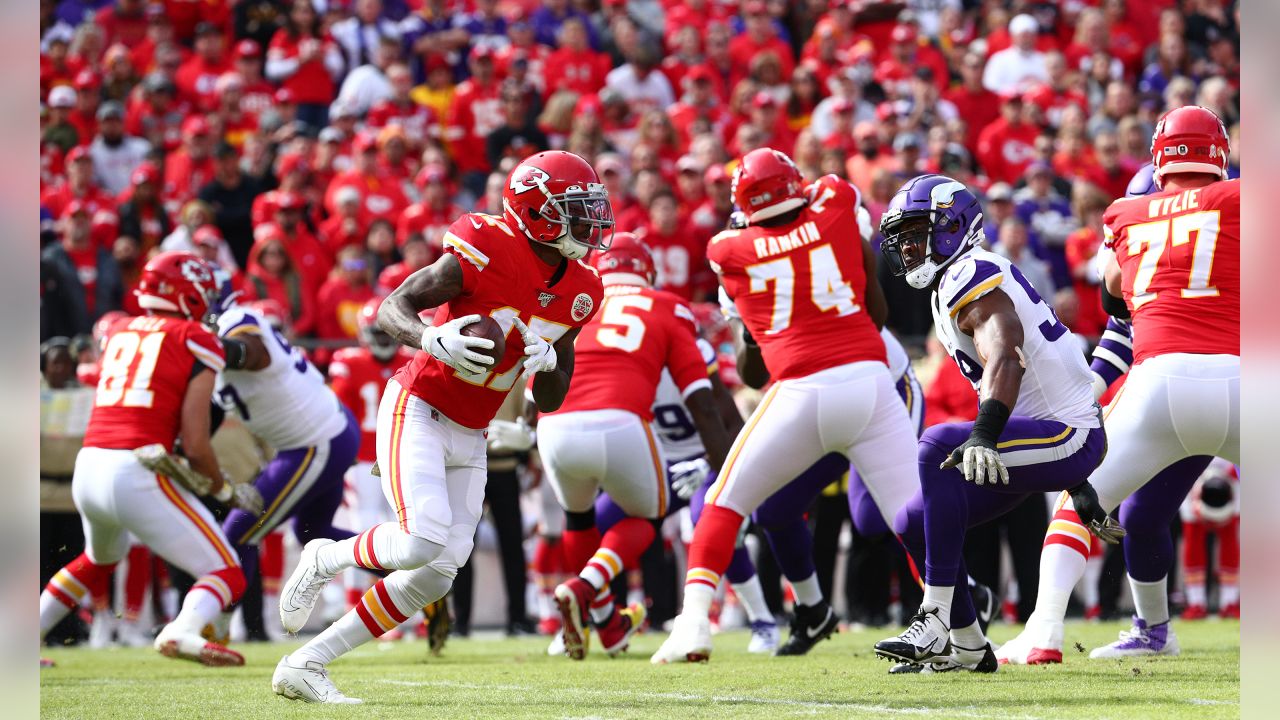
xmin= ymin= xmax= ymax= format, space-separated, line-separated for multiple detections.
xmin=969 ymin=398 xmax=1012 ymax=446
xmin=740 ymin=327 xmax=758 ymax=347
xmin=222 ymin=338 xmax=247 ymax=369
xmin=420 ymin=324 xmax=438 ymax=351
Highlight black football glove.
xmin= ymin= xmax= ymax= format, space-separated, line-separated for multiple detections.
xmin=1068 ymin=481 xmax=1126 ymax=544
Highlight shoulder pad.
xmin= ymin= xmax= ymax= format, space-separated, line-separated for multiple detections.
xmin=443 ymin=213 xmax=514 ymax=272
xmin=938 ymin=254 xmax=1006 ymax=317
xmin=217 ymin=307 xmax=264 ymax=338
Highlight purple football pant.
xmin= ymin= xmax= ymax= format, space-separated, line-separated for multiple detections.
xmin=1119 ymin=455 xmax=1213 ymax=582
xmin=222 ymin=406 xmax=361 ymax=586
xmin=894 ymin=416 xmax=1106 ymax=630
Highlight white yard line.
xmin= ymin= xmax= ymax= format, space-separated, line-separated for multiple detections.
xmin=378 ymin=679 xmax=1047 ymax=719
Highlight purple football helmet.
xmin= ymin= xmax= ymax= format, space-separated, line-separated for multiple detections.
xmin=1126 ymin=163 xmax=1158 ymax=197
xmin=878 ymin=174 xmax=985 ymax=289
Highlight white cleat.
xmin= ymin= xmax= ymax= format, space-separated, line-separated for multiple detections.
xmin=747 ymin=620 xmax=780 ymax=654
xmin=873 ymin=606 xmax=952 ymax=665
xmin=650 ymin=613 xmax=713 ymax=664
xmin=546 ymin=629 xmax=566 ymax=657
xmin=278 ymin=539 xmax=335 ymax=634
xmin=154 ymin=625 xmax=244 ymax=667
xmin=272 ymin=655 xmax=362 ymax=704
xmin=89 ymin=610 xmax=116 ymax=649
xmin=1089 ymin=618 xmax=1180 ymax=659
xmin=995 ymin=620 xmax=1064 ymax=665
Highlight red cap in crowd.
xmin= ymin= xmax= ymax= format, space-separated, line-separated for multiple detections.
xmin=704 ymin=164 xmax=730 ymax=185
xmin=66 ymin=146 xmax=91 ymax=164
xmin=62 ymin=199 xmax=90 ymax=219
xmin=752 ymin=91 xmax=778 ymax=109
xmin=235 ymin=39 xmax=261 ymax=59
xmin=275 ymin=191 xmax=304 ymax=211
xmin=743 ymin=0 xmax=768 ymax=16
xmin=193 ymin=225 xmax=224 ymax=247
xmin=676 ymin=155 xmax=703 ymax=175
xmin=74 ymin=70 xmax=100 ymax=91
xmin=182 ymin=116 xmax=210 ymax=137
xmin=274 ymin=88 xmax=296 ymax=104
xmin=416 ymin=163 xmax=450 ymax=188
xmin=891 ymin=24 xmax=918 ymax=44
xmin=352 ymin=131 xmax=379 ymax=154
xmin=685 ymin=65 xmax=715 ymax=84
xmin=278 ymin=153 xmax=308 ymax=177
xmin=131 ymin=162 xmax=160 ymax=185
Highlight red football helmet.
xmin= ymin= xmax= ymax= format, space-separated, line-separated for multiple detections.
xmin=591 ymin=232 xmax=655 ymax=286
xmin=92 ymin=310 xmax=129 ymax=348
xmin=135 ymin=251 xmax=220 ymax=320
xmin=502 ymin=150 xmax=614 ymax=259
xmin=732 ymin=148 xmax=806 ymax=223
xmin=356 ymin=297 xmax=398 ymax=362
xmin=1151 ymin=105 xmax=1230 ymax=188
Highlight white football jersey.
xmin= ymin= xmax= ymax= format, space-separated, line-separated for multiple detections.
xmin=215 ymin=307 xmax=348 ymax=451
xmin=931 ymin=248 xmax=1098 ymax=429
xmin=651 ymin=338 xmax=717 ymax=463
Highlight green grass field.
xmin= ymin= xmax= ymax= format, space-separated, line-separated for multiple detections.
xmin=40 ymin=620 xmax=1239 ymax=720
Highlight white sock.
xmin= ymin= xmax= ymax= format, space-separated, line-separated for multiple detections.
xmin=1129 ymin=576 xmax=1169 ymax=626
xmin=682 ymin=582 xmax=716 ymax=619
xmin=39 ymin=591 xmax=74 ymax=640
xmin=791 ymin=573 xmax=824 ymax=607
xmin=730 ymin=576 xmax=774 ymax=624
xmin=1028 ymin=543 xmax=1086 ymax=628
xmin=1185 ymin=582 xmax=1207 ymax=607
xmin=171 ymin=586 xmax=224 ymax=633
xmin=951 ymin=620 xmax=985 ymax=650
xmin=922 ymin=584 xmax=954 ymax=625
xmin=589 ymin=587 xmax=614 ymax=625
xmin=317 ymin=523 xmax=445 ymax=575
xmin=1081 ymin=554 xmax=1103 ymax=608
xmin=1219 ymin=582 xmax=1239 ymax=606
xmin=292 ymin=606 xmax=375 ymax=666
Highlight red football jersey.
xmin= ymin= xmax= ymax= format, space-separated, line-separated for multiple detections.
xmin=329 ymin=346 xmax=412 ymax=462
xmin=82 ymin=315 xmax=226 ymax=452
xmin=393 ymin=213 xmax=605 ymax=429
xmin=708 ymin=174 xmax=886 ymax=381
xmin=636 ymin=223 xmax=714 ymax=302
xmin=1103 ymin=179 xmax=1240 ymax=364
xmin=552 ymin=284 xmax=710 ymax=422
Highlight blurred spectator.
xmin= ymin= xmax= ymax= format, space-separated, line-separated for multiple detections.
xmin=400 ymin=0 xmax=470 ymax=84
xmin=545 ymin=17 xmax=612 ymax=98
xmin=325 ymin=132 xmax=410 ymax=226
xmin=270 ymin=192 xmax=332 ymax=294
xmin=44 ymin=86 xmax=81 ymax=153
xmin=246 ymin=227 xmax=316 ymax=336
xmin=845 ymin=122 xmax=894 ymax=193
xmin=875 ymin=24 xmax=948 ymax=98
xmin=116 ymin=162 xmax=170 ymax=255
xmin=983 ymin=14 xmax=1048 ymax=96
xmin=267 ymin=0 xmax=345 ymax=129
xmin=199 ymin=141 xmax=264 ymax=260
xmin=636 ymin=188 xmax=712 ymax=302
xmin=606 ymin=38 xmax=675 ymax=118
xmin=364 ymin=219 xmax=399 ymax=280
xmin=689 ymin=163 xmax=733 ymax=236
xmin=331 ymin=0 xmax=402 ymax=72
xmin=378 ymin=234 xmax=431 ymax=294
xmin=111 ymin=235 xmax=143 ymax=315
xmin=487 ymin=81 xmax=550 ymax=171
xmin=40 ymin=201 xmax=123 ymax=339
xmin=980 ymin=182 xmax=1016 ymax=246
xmin=731 ymin=2 xmax=795 ymax=81
xmin=446 ymin=47 xmax=504 ymax=197
xmin=319 ymin=186 xmax=368 ymax=255
xmin=234 ymin=1 xmax=287 ymax=49
xmin=1063 ymin=183 xmax=1110 ymax=342
xmin=1013 ymin=163 xmax=1075 ymax=290
xmin=163 ymin=116 xmax=216 ymax=214
xmin=41 ymin=148 xmax=119 ymax=245
xmin=175 ymin=23 xmax=230 ymax=111
xmin=1139 ymin=32 xmax=1196 ymax=101
xmin=397 ymin=164 xmax=462 ymax=250
xmin=316 ymin=245 xmax=377 ymax=343
xmin=1086 ymin=80 xmax=1136 ymax=139
xmin=1082 ymin=131 xmax=1136 ymax=201
xmin=367 ymin=63 xmax=439 ymax=148
xmin=976 ymin=95 xmax=1039 ymax=184
xmin=531 ymin=0 xmax=598 ymax=51
xmin=923 ymin=333 xmax=978 ymax=427
xmin=68 ymin=70 xmax=102 ymax=143
xmin=40 ymin=337 xmax=79 ymax=390
xmin=88 ymin=102 xmax=151 ymax=196
xmin=125 ymin=73 xmax=185 ymax=153
xmin=335 ymin=35 xmax=402 ymax=117
xmin=991 ymin=216 xmax=1053 ymax=301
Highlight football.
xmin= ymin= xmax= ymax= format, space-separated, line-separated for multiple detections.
xmin=460 ymin=315 xmax=506 ymax=368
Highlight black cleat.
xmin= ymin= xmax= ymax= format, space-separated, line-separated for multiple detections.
xmin=774 ymin=602 xmax=839 ymax=656
xmin=874 ymin=606 xmax=952 ymax=665
xmin=888 ymin=642 xmax=998 ymax=675
xmin=967 ymin=579 xmax=996 ymax=636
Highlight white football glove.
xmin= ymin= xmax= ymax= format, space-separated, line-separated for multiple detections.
xmin=215 ymin=480 xmax=265 ymax=516
xmin=420 ymin=315 xmax=495 ymax=375
xmin=512 ymin=316 xmax=557 ymax=373
xmin=941 ymin=439 xmax=1009 ymax=486
xmin=669 ymin=457 xmax=711 ymax=500
xmin=487 ymin=417 xmax=536 ymax=453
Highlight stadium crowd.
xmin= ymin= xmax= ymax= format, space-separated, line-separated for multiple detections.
xmin=40 ymin=0 xmax=1240 ymax=642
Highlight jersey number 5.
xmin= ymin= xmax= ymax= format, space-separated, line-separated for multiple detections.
xmin=595 ymin=295 xmax=652 ymax=352
xmin=96 ymin=331 xmax=165 ymax=408
xmin=746 ymin=244 xmax=859 ymax=334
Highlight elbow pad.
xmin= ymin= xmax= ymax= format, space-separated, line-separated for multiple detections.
xmin=222 ymin=338 xmax=248 ymax=370
xmin=1100 ymin=286 xmax=1131 ymax=320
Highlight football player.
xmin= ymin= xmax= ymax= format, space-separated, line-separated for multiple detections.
xmin=272 ymin=151 xmax=607 ymax=703
xmin=538 ymin=233 xmax=734 ymax=660
xmin=328 ymin=298 xmax=413 ymax=613
xmin=39 ymin=252 xmax=259 ymax=666
xmin=652 ymin=149 xmax=922 ymax=664
xmin=209 ymin=284 xmax=362 ymax=639
xmin=999 ymin=105 xmax=1239 ymax=662
xmin=869 ymin=174 xmax=1122 ymax=671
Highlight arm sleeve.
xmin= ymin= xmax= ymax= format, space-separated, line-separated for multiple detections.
xmin=1089 ymin=317 xmax=1133 ymax=387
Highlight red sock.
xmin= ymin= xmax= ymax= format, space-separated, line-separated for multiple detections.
xmin=45 ymin=553 xmax=115 ymax=609
xmin=259 ymin=531 xmax=285 ymax=594
xmin=685 ymin=505 xmax=742 ymax=583
xmin=598 ymin=518 xmax=655 ymax=575
xmin=123 ymin=546 xmax=151 ymax=620
xmin=532 ymin=536 xmax=561 ymax=575
xmin=562 ymin=527 xmax=602 ymax=576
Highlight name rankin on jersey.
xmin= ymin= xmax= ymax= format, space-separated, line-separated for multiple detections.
xmin=751 ymin=221 xmax=822 ymax=259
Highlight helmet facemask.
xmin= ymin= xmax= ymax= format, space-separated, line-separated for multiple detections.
xmin=880 ymin=210 xmax=981 ymax=290
xmin=507 ymin=176 xmax=615 ymax=259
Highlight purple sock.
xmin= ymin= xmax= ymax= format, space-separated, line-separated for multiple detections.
xmin=763 ymin=517 xmax=815 ymax=582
